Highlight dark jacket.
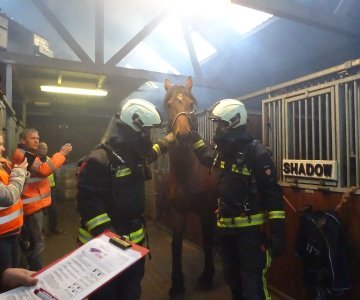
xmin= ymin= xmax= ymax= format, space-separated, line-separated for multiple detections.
xmin=77 ymin=124 xmax=169 ymax=240
xmin=192 ymin=129 xmax=285 ymax=241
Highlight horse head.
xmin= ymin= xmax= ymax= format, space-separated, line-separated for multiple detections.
xmin=164 ymin=76 xmax=197 ymax=144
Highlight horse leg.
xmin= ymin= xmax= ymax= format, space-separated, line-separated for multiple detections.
xmin=195 ymin=212 xmax=216 ymax=290
xmin=169 ymin=210 xmax=186 ymax=298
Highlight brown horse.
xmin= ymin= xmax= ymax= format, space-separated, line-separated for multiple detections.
xmin=162 ymin=76 xmax=219 ymax=298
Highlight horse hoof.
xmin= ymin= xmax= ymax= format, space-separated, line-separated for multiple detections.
xmin=194 ymin=269 xmax=214 ymax=291
xmin=169 ymin=286 xmax=185 ymax=299
xmin=169 ymin=294 xmax=185 ymax=300
xmin=194 ymin=279 xmax=213 ymax=291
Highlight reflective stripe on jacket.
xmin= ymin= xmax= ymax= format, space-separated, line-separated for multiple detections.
xmin=217 ymin=213 xmax=266 ymax=228
xmin=12 ymin=148 xmax=65 ymax=215
xmin=0 ymin=166 xmax=23 ymax=235
xmin=216 ymin=160 xmax=285 ymax=229
xmin=78 ymin=222 xmax=145 ymax=245
xmin=48 ymin=173 xmax=56 ymax=187
xmin=46 ymin=156 xmax=56 ymax=187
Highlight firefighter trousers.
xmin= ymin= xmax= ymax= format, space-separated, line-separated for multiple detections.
xmin=218 ymin=228 xmax=271 ymax=300
xmin=88 ymin=254 xmax=145 ymax=300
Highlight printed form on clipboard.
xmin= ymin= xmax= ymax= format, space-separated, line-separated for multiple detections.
xmin=0 ymin=231 xmax=148 ymax=300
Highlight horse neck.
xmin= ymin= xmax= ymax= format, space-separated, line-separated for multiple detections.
xmin=168 ymin=144 xmax=197 ymax=174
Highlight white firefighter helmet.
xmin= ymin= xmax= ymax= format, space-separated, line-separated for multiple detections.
xmin=209 ymin=99 xmax=247 ymax=128
xmin=119 ymin=98 xmax=162 ymax=132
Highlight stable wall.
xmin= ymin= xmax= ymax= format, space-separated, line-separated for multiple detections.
xmin=269 ymin=187 xmax=360 ymax=299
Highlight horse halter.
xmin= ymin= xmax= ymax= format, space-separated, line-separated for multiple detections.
xmin=171 ymin=109 xmax=196 ymax=131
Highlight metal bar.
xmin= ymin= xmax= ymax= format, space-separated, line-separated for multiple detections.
xmin=344 ymin=83 xmax=350 ymax=186
xmin=263 ymin=103 xmax=268 ymax=144
xmin=311 ymin=97 xmax=315 ymax=159
xmin=277 ymin=100 xmax=281 ymax=180
xmin=95 ymin=0 xmax=104 ymax=65
xmin=318 ymin=94 xmax=323 ymax=160
xmin=281 ymin=97 xmax=285 ymax=181
xmin=304 ymin=98 xmax=308 ymax=159
xmin=332 ymin=86 xmax=337 ymax=163
xmin=349 ymin=83 xmax=354 ymax=156
xmin=355 ymin=81 xmax=360 ymax=186
xmin=292 ymin=102 xmax=295 ymax=159
xmin=271 ymin=102 xmax=275 ymax=150
xmin=262 ymin=102 xmax=266 ymax=145
xmin=106 ymin=9 xmax=169 ymax=66
xmin=30 ymin=0 xmax=92 ymax=63
xmin=298 ymin=101 xmax=302 ymax=158
xmin=325 ymin=93 xmax=330 ymax=159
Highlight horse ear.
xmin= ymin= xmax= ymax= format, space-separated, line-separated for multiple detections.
xmin=185 ymin=76 xmax=193 ymax=93
xmin=165 ymin=79 xmax=172 ymax=92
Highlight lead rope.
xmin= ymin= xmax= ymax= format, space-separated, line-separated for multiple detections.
xmin=282 ymin=195 xmax=298 ymax=214
xmin=282 ymin=186 xmax=358 ymax=214
xmin=335 ymin=186 xmax=358 ymax=212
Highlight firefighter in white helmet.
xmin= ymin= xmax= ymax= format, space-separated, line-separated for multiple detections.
xmin=192 ymin=99 xmax=286 ymax=300
xmin=77 ymin=99 xmax=174 ymax=300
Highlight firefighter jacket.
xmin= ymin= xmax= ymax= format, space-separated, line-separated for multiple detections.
xmin=0 ymin=158 xmax=27 ymax=237
xmin=192 ymin=130 xmax=285 ymax=245
xmin=77 ymin=125 xmax=171 ymax=245
xmin=12 ymin=147 xmax=66 ymax=216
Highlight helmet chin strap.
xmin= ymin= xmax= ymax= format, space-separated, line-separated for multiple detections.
xmin=132 ymin=113 xmax=153 ymax=144
xmin=132 ymin=113 xmax=145 ymax=131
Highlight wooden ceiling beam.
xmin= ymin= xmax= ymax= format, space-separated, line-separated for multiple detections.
xmin=179 ymin=17 xmax=202 ymax=78
xmin=0 ymin=51 xmax=225 ymax=90
xmin=106 ymin=9 xmax=169 ymax=66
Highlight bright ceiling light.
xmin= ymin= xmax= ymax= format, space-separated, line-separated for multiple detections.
xmin=40 ymin=85 xmax=108 ymax=96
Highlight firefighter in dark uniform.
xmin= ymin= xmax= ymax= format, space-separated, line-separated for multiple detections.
xmin=191 ymin=99 xmax=286 ymax=300
xmin=76 ymin=99 xmax=174 ymax=300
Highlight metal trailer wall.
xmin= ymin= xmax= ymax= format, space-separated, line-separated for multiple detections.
xmin=238 ymin=58 xmax=360 ymax=299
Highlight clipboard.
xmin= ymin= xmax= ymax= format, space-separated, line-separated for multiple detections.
xmin=0 ymin=231 xmax=149 ymax=300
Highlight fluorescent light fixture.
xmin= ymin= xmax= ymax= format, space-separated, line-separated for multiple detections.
xmin=40 ymin=85 xmax=108 ymax=96
xmin=34 ymin=101 xmax=50 ymax=107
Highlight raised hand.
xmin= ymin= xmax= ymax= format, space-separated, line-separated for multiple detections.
xmin=59 ymin=143 xmax=73 ymax=156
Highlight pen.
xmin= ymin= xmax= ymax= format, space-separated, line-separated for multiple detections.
xmin=34 ymin=287 xmax=59 ymax=300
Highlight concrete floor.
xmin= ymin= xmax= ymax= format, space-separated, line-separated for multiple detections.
xmin=42 ymin=199 xmax=281 ymax=300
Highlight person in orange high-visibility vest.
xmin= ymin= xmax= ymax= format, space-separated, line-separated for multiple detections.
xmin=0 ymin=132 xmax=29 ymax=272
xmin=12 ymin=128 xmax=72 ymax=270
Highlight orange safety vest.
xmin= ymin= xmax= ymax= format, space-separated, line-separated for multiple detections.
xmin=12 ymin=148 xmax=66 ymax=216
xmin=0 ymin=158 xmax=23 ymax=235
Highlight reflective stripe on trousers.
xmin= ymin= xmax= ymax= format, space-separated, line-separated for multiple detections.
xmin=217 ymin=213 xmax=265 ymax=228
